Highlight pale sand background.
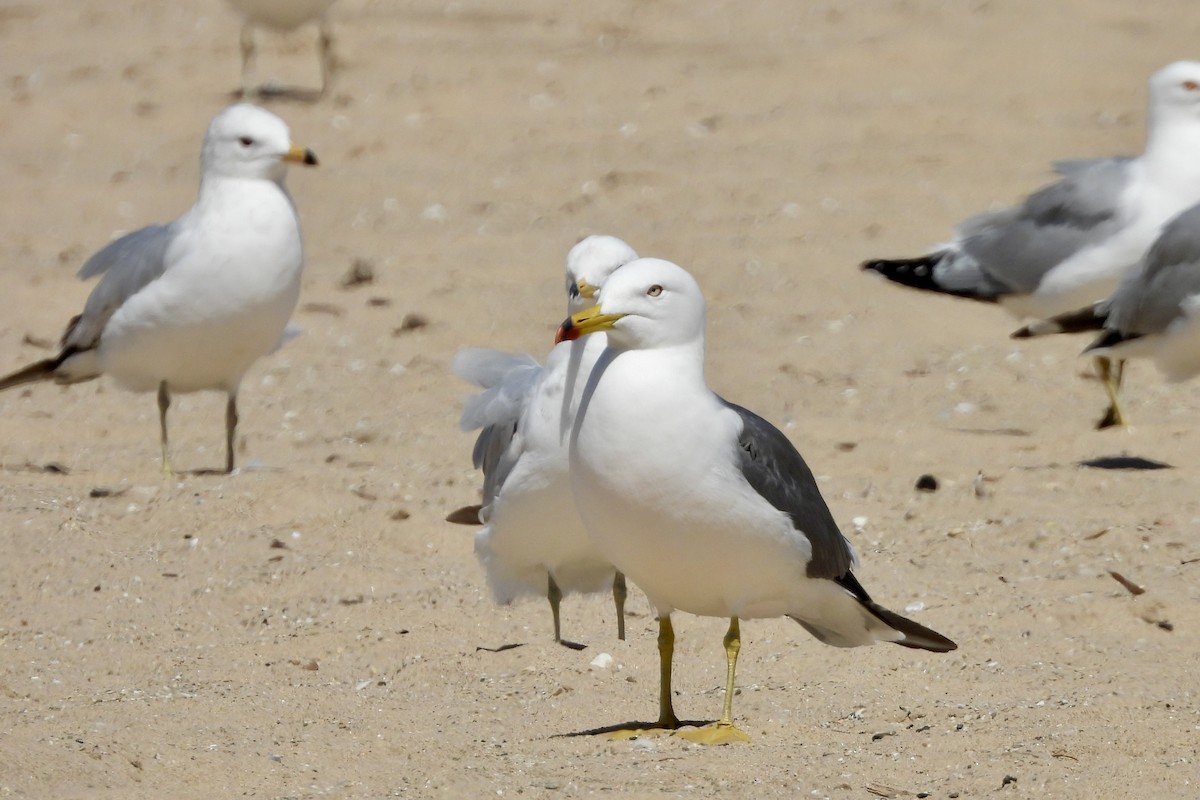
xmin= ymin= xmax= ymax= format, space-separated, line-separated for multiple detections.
xmin=1 ymin=1 xmax=1199 ymax=797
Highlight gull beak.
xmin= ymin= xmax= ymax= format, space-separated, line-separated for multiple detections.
xmin=284 ymin=145 xmax=319 ymax=166
xmin=556 ymin=304 xmax=624 ymax=344
xmin=576 ymin=279 xmax=600 ymax=300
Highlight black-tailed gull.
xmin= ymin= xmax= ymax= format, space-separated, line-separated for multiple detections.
xmin=1013 ymin=201 xmax=1200 ymax=424
xmin=452 ymin=235 xmax=640 ymax=648
xmin=0 ymin=104 xmax=317 ymax=474
xmin=557 ymin=257 xmax=956 ymax=743
xmin=863 ymin=61 xmax=1200 ymax=427
xmin=224 ymin=0 xmax=338 ymax=99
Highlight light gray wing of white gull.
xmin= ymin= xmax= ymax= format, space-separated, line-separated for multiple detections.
xmin=719 ymin=398 xmax=856 ymax=580
xmin=947 ymin=157 xmax=1133 ymax=296
xmin=63 ymin=223 xmax=175 ymax=351
xmin=451 ymin=348 xmax=543 ymax=505
xmin=1101 ymin=203 xmax=1200 ymax=338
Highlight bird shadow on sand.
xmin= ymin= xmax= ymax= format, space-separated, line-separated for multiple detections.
xmin=1078 ymin=455 xmax=1174 ymax=470
xmin=475 ymin=642 xmax=526 ymax=653
xmin=232 ymin=85 xmax=324 ymax=104
xmin=554 ymin=719 xmax=715 ymax=739
xmin=475 ymin=639 xmax=589 ymax=653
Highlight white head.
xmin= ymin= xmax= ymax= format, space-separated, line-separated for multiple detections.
xmin=201 ymin=104 xmax=318 ymax=183
xmin=557 ymin=257 xmax=706 ymax=351
xmin=1147 ymin=61 xmax=1200 ymax=131
xmin=564 ymin=235 xmax=639 ymax=314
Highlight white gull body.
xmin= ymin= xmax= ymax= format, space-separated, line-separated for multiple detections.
xmin=0 ymin=104 xmax=317 ymax=473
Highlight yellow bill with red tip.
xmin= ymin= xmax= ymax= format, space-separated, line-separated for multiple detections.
xmin=555 ymin=305 xmax=625 ymax=344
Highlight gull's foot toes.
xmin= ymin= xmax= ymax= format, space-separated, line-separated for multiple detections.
xmin=675 ymin=722 xmax=751 ymax=745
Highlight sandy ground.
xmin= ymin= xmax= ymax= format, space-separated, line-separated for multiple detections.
xmin=2 ymin=0 xmax=1200 ymax=797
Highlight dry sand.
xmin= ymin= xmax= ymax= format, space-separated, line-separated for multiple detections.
xmin=1 ymin=0 xmax=1199 ymax=797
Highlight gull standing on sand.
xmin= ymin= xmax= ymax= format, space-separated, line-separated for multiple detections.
xmin=558 ymin=258 xmax=956 ymax=744
xmin=1013 ymin=202 xmax=1200 ymax=422
xmin=863 ymin=61 xmax=1200 ymax=427
xmin=0 ymin=104 xmax=317 ymax=474
xmin=452 ymin=236 xmax=640 ymax=648
xmin=225 ymin=0 xmax=338 ymax=98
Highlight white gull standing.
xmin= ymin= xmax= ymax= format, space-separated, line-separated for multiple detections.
xmin=863 ymin=61 xmax=1200 ymax=427
xmin=0 ymin=104 xmax=317 ymax=474
xmin=224 ymin=0 xmax=338 ymax=99
xmin=1013 ymin=201 xmax=1200 ymax=423
xmin=559 ymin=257 xmax=956 ymax=743
xmin=452 ymin=235 xmax=640 ymax=648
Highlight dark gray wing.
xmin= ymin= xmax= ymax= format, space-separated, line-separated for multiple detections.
xmin=64 ymin=223 xmax=175 ymax=351
xmin=1102 ymin=202 xmax=1200 ymax=338
xmin=720 ymin=398 xmax=855 ymax=580
xmin=959 ymin=157 xmax=1131 ymax=294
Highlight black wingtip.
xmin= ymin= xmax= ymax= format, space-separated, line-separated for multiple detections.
xmin=835 ymin=573 xmax=956 ymax=652
xmin=445 ymin=505 xmax=483 ymax=525
xmin=863 ymin=253 xmax=996 ymax=303
xmin=1014 ymin=305 xmax=1108 ymax=340
xmin=865 ymin=601 xmax=958 ymax=653
xmin=0 ymin=357 xmax=61 ymax=393
xmin=861 ymin=255 xmax=944 ymax=290
xmin=1084 ymin=328 xmax=1140 ymax=353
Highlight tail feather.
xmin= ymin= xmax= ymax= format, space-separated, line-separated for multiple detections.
xmin=0 ymin=358 xmax=61 ymax=392
xmin=1012 ymin=304 xmax=1107 ymax=339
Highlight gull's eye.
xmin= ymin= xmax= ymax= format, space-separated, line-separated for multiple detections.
xmin=1184 ymin=80 xmax=1200 ymax=91
xmin=238 ymin=136 xmax=255 ymax=147
xmin=647 ymin=284 xmax=663 ymax=297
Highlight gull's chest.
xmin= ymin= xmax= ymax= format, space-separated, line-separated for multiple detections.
xmin=574 ymin=363 xmax=729 ymax=500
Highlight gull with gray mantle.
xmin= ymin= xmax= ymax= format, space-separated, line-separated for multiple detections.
xmin=1013 ymin=201 xmax=1200 ymax=423
xmin=863 ymin=61 xmax=1200 ymax=428
xmin=557 ymin=257 xmax=956 ymax=744
xmin=0 ymin=104 xmax=317 ymax=474
xmin=452 ymin=235 xmax=640 ymax=648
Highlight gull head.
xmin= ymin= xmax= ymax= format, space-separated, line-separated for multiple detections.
xmin=1148 ymin=61 xmax=1200 ymax=124
xmin=564 ymin=235 xmax=639 ymax=314
xmin=556 ymin=257 xmax=705 ymax=350
xmin=202 ymin=104 xmax=318 ymax=183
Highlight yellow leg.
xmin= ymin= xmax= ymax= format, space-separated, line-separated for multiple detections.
xmin=604 ymin=613 xmax=681 ymax=739
xmin=157 ymin=381 xmax=173 ymax=477
xmin=613 ymin=571 xmax=628 ymax=641
xmin=1095 ymin=356 xmax=1127 ymax=429
xmin=656 ymin=615 xmax=680 ymax=729
xmin=677 ymin=617 xmax=751 ymax=744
